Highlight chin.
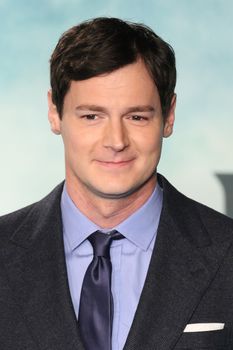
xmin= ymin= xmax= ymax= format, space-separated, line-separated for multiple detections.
xmin=78 ymin=172 xmax=157 ymax=200
xmin=86 ymin=180 xmax=149 ymax=200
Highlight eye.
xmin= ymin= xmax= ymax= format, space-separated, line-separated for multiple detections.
xmin=131 ymin=115 xmax=147 ymax=121
xmin=82 ymin=114 xmax=98 ymax=120
xmin=127 ymin=115 xmax=150 ymax=125
xmin=126 ymin=114 xmax=150 ymax=126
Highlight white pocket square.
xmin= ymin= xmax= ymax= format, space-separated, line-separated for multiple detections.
xmin=183 ymin=323 xmax=225 ymax=333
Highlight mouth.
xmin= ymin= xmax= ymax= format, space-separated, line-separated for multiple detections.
xmin=95 ymin=159 xmax=135 ymax=168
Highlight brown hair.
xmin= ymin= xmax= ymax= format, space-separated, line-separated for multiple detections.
xmin=50 ymin=17 xmax=176 ymax=118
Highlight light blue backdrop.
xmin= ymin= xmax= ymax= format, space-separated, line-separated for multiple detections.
xmin=1 ymin=0 xmax=233 ymax=215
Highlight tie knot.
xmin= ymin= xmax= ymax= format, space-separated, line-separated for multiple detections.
xmin=88 ymin=230 xmax=124 ymax=258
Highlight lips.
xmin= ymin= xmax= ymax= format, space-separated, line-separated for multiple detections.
xmin=95 ymin=159 xmax=135 ymax=168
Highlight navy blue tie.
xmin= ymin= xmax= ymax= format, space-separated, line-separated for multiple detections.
xmin=79 ymin=230 xmax=124 ymax=350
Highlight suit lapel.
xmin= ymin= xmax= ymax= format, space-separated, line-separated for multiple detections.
xmin=124 ymin=175 xmax=232 ymax=350
xmin=2 ymin=184 xmax=85 ymax=350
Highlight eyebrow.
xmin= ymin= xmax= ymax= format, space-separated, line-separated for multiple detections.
xmin=75 ymin=104 xmax=155 ymax=114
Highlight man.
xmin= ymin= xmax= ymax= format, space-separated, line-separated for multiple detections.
xmin=1 ymin=17 xmax=233 ymax=350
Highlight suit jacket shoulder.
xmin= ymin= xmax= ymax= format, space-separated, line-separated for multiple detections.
xmin=158 ymin=174 xmax=233 ymax=245
xmin=0 ymin=182 xmax=64 ymax=245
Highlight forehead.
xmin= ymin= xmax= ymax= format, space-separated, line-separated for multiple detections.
xmin=64 ymin=59 xmax=160 ymax=108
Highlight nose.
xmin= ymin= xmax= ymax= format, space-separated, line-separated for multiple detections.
xmin=103 ymin=119 xmax=129 ymax=152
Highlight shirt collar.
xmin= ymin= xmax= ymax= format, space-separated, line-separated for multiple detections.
xmin=61 ymin=183 xmax=163 ymax=252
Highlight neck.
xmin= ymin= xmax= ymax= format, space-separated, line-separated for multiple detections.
xmin=65 ymin=175 xmax=157 ymax=228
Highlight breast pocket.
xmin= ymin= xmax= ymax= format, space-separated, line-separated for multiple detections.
xmin=174 ymin=328 xmax=231 ymax=349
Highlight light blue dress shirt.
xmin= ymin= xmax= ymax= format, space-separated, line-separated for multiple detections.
xmin=61 ymin=183 xmax=163 ymax=350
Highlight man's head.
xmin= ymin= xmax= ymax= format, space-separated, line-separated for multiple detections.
xmin=50 ymin=17 xmax=176 ymax=119
xmin=48 ymin=17 xmax=176 ymax=205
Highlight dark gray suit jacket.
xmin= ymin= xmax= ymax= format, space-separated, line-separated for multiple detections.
xmin=1 ymin=175 xmax=233 ymax=349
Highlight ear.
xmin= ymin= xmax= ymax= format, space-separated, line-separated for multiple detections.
xmin=163 ymin=94 xmax=176 ymax=138
xmin=47 ymin=89 xmax=61 ymax=135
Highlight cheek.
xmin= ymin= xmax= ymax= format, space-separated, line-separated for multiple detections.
xmin=62 ymin=129 xmax=81 ymax=158
xmin=137 ymin=130 xmax=163 ymax=156
xmin=63 ymin=128 xmax=98 ymax=160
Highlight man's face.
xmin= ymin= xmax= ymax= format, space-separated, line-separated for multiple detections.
xmin=48 ymin=60 xmax=175 ymax=199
